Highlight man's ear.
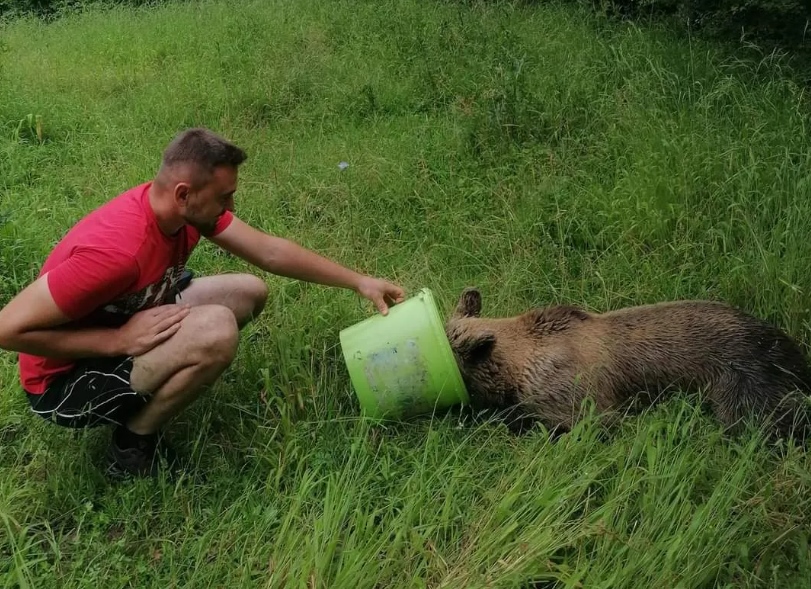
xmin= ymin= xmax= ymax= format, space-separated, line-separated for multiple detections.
xmin=174 ymin=182 xmax=192 ymax=207
xmin=454 ymin=287 xmax=482 ymax=318
xmin=453 ymin=331 xmax=496 ymax=362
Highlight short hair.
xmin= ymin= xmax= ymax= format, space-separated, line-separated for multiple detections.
xmin=159 ymin=128 xmax=248 ymax=185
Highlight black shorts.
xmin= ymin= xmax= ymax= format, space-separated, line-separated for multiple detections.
xmin=26 ymin=356 xmax=149 ymax=429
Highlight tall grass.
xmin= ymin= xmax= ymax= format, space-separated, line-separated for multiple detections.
xmin=2 ymin=0 xmax=811 ymax=586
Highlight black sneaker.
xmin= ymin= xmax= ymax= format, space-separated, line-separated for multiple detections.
xmin=106 ymin=429 xmax=181 ymax=479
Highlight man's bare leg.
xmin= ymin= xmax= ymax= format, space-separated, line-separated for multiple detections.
xmin=123 ymin=274 xmax=269 ymax=433
xmin=121 ymin=304 xmax=239 ymax=434
xmin=175 ymin=273 xmax=268 ymax=327
xmin=106 ymin=273 xmax=270 ymax=476
xmin=106 ymin=303 xmax=241 ymax=476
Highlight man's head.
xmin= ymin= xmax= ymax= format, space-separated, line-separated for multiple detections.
xmin=154 ymin=128 xmax=248 ymax=235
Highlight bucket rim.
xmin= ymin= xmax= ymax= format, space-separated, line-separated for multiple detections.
xmin=415 ymin=287 xmax=469 ymax=403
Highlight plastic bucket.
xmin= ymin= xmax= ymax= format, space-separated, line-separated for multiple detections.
xmin=339 ymin=287 xmax=469 ymax=420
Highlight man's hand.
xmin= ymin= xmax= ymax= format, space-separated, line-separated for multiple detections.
xmin=355 ymin=276 xmax=406 ymax=316
xmin=115 ymin=304 xmax=191 ymax=356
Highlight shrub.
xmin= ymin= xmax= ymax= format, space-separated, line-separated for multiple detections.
xmin=0 ymin=0 xmax=167 ymax=20
xmin=588 ymin=0 xmax=809 ymax=51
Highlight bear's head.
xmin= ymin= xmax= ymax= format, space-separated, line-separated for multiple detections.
xmin=444 ymin=287 xmax=516 ymax=410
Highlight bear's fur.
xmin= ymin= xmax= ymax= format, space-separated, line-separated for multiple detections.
xmin=445 ymin=287 xmax=811 ymax=442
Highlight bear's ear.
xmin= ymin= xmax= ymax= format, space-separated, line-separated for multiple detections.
xmin=454 ymin=287 xmax=482 ymax=318
xmin=453 ymin=331 xmax=496 ymax=362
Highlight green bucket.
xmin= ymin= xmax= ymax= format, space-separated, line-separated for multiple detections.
xmin=339 ymin=287 xmax=469 ymax=420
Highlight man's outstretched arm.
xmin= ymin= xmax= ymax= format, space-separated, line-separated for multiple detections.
xmin=209 ymin=217 xmax=406 ymax=314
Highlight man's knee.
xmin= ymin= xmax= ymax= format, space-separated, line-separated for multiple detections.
xmin=187 ymin=305 xmax=240 ymax=366
xmin=243 ymin=274 xmax=268 ymax=317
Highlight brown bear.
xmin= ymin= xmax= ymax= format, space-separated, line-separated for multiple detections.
xmin=445 ymin=287 xmax=811 ymax=443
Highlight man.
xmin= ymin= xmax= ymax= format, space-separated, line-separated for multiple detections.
xmin=0 ymin=128 xmax=406 ymax=478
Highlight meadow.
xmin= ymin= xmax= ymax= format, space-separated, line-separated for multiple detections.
xmin=2 ymin=0 xmax=811 ymax=586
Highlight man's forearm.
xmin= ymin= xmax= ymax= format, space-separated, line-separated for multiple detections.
xmin=260 ymin=237 xmax=366 ymax=290
xmin=0 ymin=327 xmax=123 ymax=359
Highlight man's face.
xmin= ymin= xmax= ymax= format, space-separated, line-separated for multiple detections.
xmin=180 ymin=165 xmax=237 ymax=235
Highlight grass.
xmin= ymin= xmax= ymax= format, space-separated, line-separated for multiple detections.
xmin=2 ymin=0 xmax=811 ymax=586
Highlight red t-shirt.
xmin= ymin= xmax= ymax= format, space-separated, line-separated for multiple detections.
xmin=19 ymin=181 xmax=234 ymax=394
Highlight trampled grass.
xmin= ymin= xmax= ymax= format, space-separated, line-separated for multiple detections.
xmin=2 ymin=0 xmax=811 ymax=586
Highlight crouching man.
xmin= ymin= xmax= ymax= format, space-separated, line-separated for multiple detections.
xmin=0 ymin=128 xmax=405 ymax=478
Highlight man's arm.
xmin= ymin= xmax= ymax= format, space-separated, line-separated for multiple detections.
xmin=211 ymin=217 xmax=365 ymax=288
xmin=210 ymin=217 xmax=405 ymax=314
xmin=0 ymin=275 xmax=124 ymax=358
xmin=0 ymin=248 xmax=189 ymax=359
xmin=0 ymin=275 xmax=190 ymax=359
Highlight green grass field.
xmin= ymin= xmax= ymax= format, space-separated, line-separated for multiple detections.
xmin=3 ymin=0 xmax=811 ymax=586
